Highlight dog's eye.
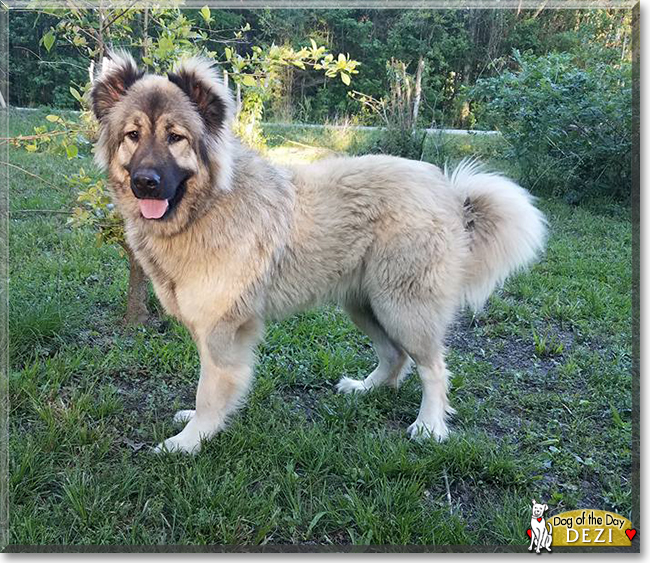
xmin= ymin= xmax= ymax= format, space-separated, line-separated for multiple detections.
xmin=168 ymin=133 xmax=185 ymax=144
xmin=126 ymin=131 xmax=139 ymax=142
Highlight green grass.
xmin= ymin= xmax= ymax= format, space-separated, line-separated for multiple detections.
xmin=8 ymin=109 xmax=632 ymax=546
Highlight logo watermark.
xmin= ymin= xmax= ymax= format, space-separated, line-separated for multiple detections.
xmin=526 ymin=502 xmax=636 ymax=550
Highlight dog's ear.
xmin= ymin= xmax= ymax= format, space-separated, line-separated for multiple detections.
xmin=90 ymin=51 xmax=144 ymax=121
xmin=531 ymin=499 xmax=536 ymax=505
xmin=543 ymin=504 xmax=548 ymax=511
xmin=167 ymin=57 xmax=234 ymax=134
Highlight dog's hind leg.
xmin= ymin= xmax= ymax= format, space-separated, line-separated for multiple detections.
xmin=336 ymin=304 xmax=412 ymax=394
xmin=405 ymin=345 xmax=454 ymax=442
xmin=154 ymin=316 xmax=263 ymax=454
xmin=367 ymin=285 xmax=457 ymax=441
xmin=357 ymin=298 xmax=454 ymax=441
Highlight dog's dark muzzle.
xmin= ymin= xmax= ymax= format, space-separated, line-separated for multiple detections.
xmin=127 ymin=147 xmax=193 ymax=219
xmin=131 ymin=168 xmax=164 ymax=199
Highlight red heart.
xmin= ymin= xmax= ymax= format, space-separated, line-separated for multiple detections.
xmin=625 ymin=529 xmax=636 ymax=541
xmin=537 ymin=517 xmax=542 ymax=522
xmin=527 ymin=529 xmax=532 ymax=538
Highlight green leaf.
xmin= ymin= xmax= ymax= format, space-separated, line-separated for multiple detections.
xmin=241 ymin=74 xmax=256 ymax=87
xmin=45 ymin=114 xmax=60 ymax=123
xmin=66 ymin=144 xmax=78 ymax=159
xmin=341 ymin=72 xmax=351 ymax=86
xmin=156 ymin=36 xmax=174 ymax=57
xmin=200 ymin=6 xmax=211 ymax=22
xmin=611 ymin=403 xmax=624 ymax=427
xmin=42 ymin=31 xmax=55 ymax=53
xmin=69 ymin=87 xmax=83 ymax=103
xmin=306 ymin=511 xmax=328 ymax=537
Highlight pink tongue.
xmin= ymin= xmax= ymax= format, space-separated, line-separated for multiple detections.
xmin=139 ymin=199 xmax=169 ymax=219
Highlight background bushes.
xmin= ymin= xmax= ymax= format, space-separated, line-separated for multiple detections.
xmin=473 ymin=50 xmax=632 ymax=202
xmin=8 ymin=7 xmax=634 ymax=202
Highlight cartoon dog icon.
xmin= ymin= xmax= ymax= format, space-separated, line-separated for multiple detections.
xmin=528 ymin=499 xmax=553 ymax=553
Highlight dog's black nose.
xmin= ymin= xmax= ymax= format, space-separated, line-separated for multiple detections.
xmin=132 ymin=169 xmax=161 ymax=196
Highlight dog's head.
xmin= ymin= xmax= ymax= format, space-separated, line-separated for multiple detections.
xmin=90 ymin=51 xmax=234 ymax=236
xmin=531 ymin=499 xmax=548 ymax=519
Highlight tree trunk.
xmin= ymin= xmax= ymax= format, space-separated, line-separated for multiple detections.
xmin=403 ymin=61 xmax=412 ymax=126
xmin=122 ymin=243 xmax=150 ymax=325
xmin=533 ymin=1 xmax=549 ymax=20
xmin=460 ymin=10 xmax=481 ymax=128
xmin=97 ymin=7 xmax=106 ymax=60
xmin=283 ymin=66 xmax=294 ymax=121
xmin=142 ymin=8 xmax=149 ymax=61
xmin=463 ymin=9 xmax=479 ymax=86
xmin=412 ymin=56 xmax=425 ymax=129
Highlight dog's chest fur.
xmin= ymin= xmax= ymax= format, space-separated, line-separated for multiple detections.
xmin=128 ymin=222 xmax=267 ymax=332
xmin=125 ymin=162 xmax=295 ymax=331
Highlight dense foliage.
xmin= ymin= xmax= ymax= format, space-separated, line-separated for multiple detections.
xmin=10 ymin=8 xmax=632 ymax=126
xmin=8 ymin=7 xmax=634 ymax=201
xmin=9 ymin=11 xmax=88 ymax=108
xmin=473 ymin=50 xmax=632 ymax=201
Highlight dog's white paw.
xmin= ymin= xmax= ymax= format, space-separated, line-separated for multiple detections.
xmin=336 ymin=376 xmax=369 ymax=394
xmin=153 ymin=424 xmax=205 ymax=455
xmin=153 ymin=434 xmax=201 ymax=455
xmin=173 ymin=409 xmax=195 ymax=424
xmin=407 ymin=418 xmax=449 ymax=442
xmin=154 ymin=416 xmax=224 ymax=455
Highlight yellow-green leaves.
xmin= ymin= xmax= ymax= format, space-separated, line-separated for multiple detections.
xmin=228 ymin=41 xmax=359 ymax=93
xmin=241 ymin=75 xmax=257 ymax=87
xmin=69 ymin=87 xmax=83 ymax=105
xmin=42 ymin=31 xmax=55 ymax=52
xmin=68 ymin=169 xmax=125 ymax=247
xmin=65 ymin=144 xmax=78 ymax=159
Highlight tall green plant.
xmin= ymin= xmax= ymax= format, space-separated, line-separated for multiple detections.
xmin=351 ymin=58 xmax=427 ymax=160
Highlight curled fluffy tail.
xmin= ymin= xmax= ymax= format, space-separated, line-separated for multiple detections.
xmin=447 ymin=159 xmax=548 ymax=311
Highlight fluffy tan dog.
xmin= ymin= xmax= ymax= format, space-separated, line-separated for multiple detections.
xmin=90 ymin=52 xmax=547 ymax=453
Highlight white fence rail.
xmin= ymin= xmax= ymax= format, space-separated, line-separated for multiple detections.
xmin=262 ymin=122 xmax=500 ymax=136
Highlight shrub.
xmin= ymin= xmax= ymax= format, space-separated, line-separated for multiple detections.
xmin=369 ymin=126 xmax=427 ymax=160
xmin=472 ymin=50 xmax=632 ymax=202
xmin=355 ymin=58 xmax=428 ymax=160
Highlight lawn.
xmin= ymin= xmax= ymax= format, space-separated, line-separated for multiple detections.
xmin=7 ymin=109 xmax=633 ymax=547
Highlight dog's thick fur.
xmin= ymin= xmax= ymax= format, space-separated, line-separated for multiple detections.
xmin=90 ymin=52 xmax=547 ymax=453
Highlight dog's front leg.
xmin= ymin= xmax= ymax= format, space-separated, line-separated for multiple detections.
xmin=535 ymin=531 xmax=542 ymax=554
xmin=528 ymin=532 xmax=535 ymax=551
xmin=155 ymin=316 xmax=263 ymax=454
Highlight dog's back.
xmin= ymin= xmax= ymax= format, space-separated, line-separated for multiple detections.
xmin=266 ymin=154 xmax=469 ymax=316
